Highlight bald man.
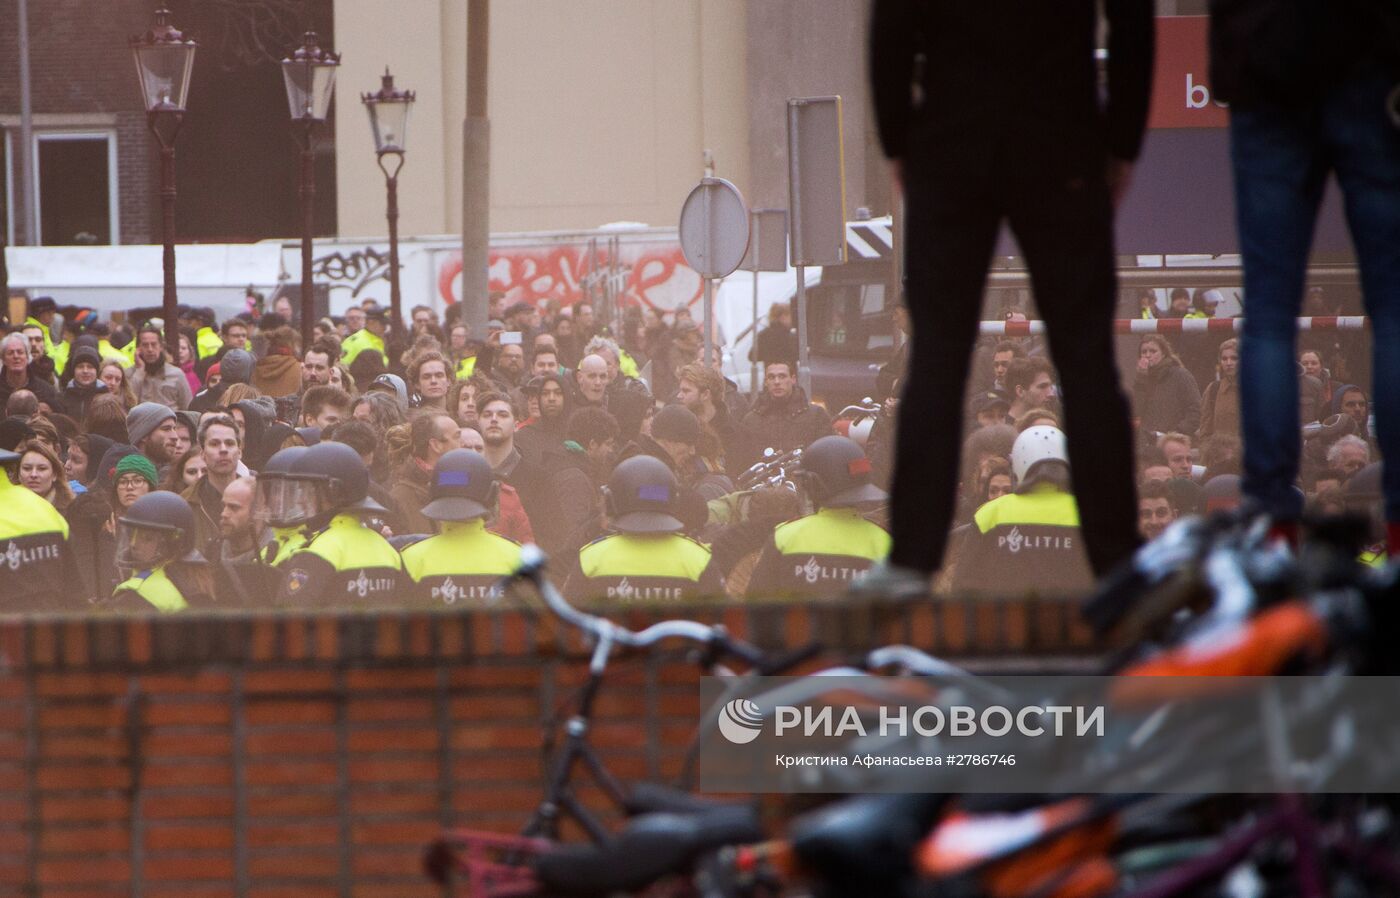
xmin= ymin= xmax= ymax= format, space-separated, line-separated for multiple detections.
xmin=576 ymin=354 xmax=609 ymax=407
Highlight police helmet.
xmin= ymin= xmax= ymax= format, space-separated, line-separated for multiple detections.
xmin=422 ymin=449 xmax=499 ymax=522
xmin=800 ymin=435 xmax=887 ymax=507
xmin=116 ymin=491 xmax=201 ymax=568
xmin=1011 ymin=426 xmax=1069 ymax=488
xmin=604 ymin=456 xmax=684 ymax=533
xmin=1202 ymin=474 xmax=1242 ymax=515
xmin=290 ymin=441 xmax=386 ymax=515
xmin=257 ymin=446 xmax=311 ymax=528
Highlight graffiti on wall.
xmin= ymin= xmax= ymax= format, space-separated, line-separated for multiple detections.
xmin=436 ymin=244 xmax=704 ymax=312
xmin=312 ymin=247 xmax=394 ymax=304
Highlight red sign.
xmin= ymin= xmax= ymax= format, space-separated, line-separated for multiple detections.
xmin=1147 ymin=16 xmax=1228 ymax=129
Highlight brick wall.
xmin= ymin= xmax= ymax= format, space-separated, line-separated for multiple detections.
xmin=0 ymin=596 xmax=1095 ymax=897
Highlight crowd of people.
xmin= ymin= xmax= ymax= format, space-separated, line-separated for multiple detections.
xmin=0 ymin=291 xmax=898 ymax=613
xmin=935 ymin=281 xmax=1384 ymax=591
xmin=0 ymin=280 xmax=1384 ymax=613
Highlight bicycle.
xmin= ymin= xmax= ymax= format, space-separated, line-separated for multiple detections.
xmin=426 ymin=545 xmax=822 ymax=895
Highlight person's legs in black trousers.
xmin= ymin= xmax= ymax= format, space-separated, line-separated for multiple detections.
xmin=888 ymin=166 xmax=1004 ymax=574
xmin=1007 ymin=167 xmax=1141 ymax=576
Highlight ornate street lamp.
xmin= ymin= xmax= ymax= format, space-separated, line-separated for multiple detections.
xmin=282 ymin=31 xmax=340 ymax=349
xmin=131 ymin=7 xmax=196 ymax=361
xmin=361 ymin=68 xmax=415 ymax=338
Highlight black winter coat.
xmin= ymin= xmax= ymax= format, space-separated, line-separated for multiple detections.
xmin=1134 ymin=361 xmax=1201 ymax=441
xmin=739 ymin=388 xmax=833 ymax=468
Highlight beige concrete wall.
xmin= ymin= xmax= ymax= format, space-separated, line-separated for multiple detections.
xmin=335 ymin=0 xmax=750 ymax=239
xmin=334 ymin=0 xmax=453 ymax=239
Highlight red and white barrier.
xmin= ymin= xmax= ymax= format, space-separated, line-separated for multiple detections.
xmin=978 ymin=316 xmax=1369 ymax=337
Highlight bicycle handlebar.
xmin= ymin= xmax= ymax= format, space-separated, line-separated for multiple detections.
xmin=865 ymin=645 xmax=1014 ymax=702
xmin=508 ymin=544 xmax=781 ymax=668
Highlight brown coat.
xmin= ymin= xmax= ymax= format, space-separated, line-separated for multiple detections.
xmin=252 ymin=354 xmax=301 ymax=398
xmin=389 ymin=458 xmax=433 ymax=536
xmin=1198 ymin=376 xmax=1240 ymax=441
xmin=180 ymin=475 xmax=225 ymax=559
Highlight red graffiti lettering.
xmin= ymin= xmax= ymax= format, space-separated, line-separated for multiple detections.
xmin=438 ymin=243 xmax=703 ymax=312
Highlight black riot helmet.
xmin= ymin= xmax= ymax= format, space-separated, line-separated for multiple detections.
xmin=115 ymin=491 xmax=200 ymax=569
xmin=256 ymin=446 xmax=311 ymax=528
xmin=604 ymin=455 xmax=683 ymax=534
xmin=422 ymin=449 xmax=499 ymax=522
xmin=800 ymin=436 xmax=887 ymax=508
xmin=290 ymin=441 xmax=386 ymax=516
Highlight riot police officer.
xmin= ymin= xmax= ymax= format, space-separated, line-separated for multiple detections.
xmin=111 ymin=491 xmax=213 ymax=611
xmin=401 ymin=449 xmax=522 ymax=606
xmin=952 ymin=426 xmax=1093 ymax=595
xmin=0 ymin=448 xmax=71 ymax=611
xmin=257 ymin=447 xmax=313 ymax=568
xmin=275 ymin=441 xmax=404 ymax=606
xmin=563 ymin=455 xmax=723 ymax=603
xmin=747 ymin=436 xmax=890 ymax=597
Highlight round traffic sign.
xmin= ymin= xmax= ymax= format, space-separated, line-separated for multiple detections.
xmin=678 ymin=177 xmax=750 ymax=279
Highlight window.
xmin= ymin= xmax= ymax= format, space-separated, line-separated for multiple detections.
xmin=808 ymin=280 xmax=896 ymax=358
xmin=34 ymin=132 xmax=118 ymax=246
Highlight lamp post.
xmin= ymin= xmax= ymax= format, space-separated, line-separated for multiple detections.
xmin=281 ymin=31 xmax=340 ymax=349
xmin=361 ymin=68 xmax=415 ymax=339
xmin=131 ymin=7 xmax=196 ymax=362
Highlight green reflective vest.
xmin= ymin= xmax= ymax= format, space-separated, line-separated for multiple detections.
xmin=196 ymin=326 xmax=224 ymax=360
xmin=277 ymin=513 xmax=403 ymax=605
xmin=401 ymin=519 xmax=521 ymax=605
xmin=747 ymin=507 xmax=890 ymax=597
xmin=566 ymin=532 xmax=722 ymax=603
xmin=0 ymin=478 xmax=70 ymax=609
xmin=342 ymin=329 xmax=386 ymax=367
xmin=113 ymin=566 xmax=188 ymax=613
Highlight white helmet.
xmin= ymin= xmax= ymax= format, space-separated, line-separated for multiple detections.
xmin=1010 ymin=425 xmax=1069 ymax=485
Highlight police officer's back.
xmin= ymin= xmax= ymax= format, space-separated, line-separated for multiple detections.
xmin=110 ymin=492 xmax=214 ymax=612
xmin=747 ymin=436 xmax=891 ymax=598
xmin=401 ymin=449 xmax=521 ymax=606
xmin=564 ymin=456 xmax=723 ymax=603
xmin=0 ymin=448 xmax=71 ymax=611
xmin=276 ymin=442 xmax=403 ymax=606
xmin=952 ymin=426 xmax=1093 ymax=595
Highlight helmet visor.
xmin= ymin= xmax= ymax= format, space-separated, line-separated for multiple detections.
xmin=114 ymin=522 xmax=181 ymax=571
xmin=260 ymin=477 xmax=324 ymax=528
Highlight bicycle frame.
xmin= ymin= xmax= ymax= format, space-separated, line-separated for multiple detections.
xmin=520 ymin=627 xmax=632 ymax=844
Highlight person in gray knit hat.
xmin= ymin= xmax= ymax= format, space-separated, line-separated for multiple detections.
xmin=189 ymin=348 xmax=254 ymax=414
xmin=126 ymin=402 xmax=180 ymax=467
xmin=219 ymin=349 xmax=254 ymax=385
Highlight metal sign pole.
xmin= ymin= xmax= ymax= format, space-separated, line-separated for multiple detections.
xmin=750 ymin=210 xmax=760 ymax=394
xmin=795 ymin=265 xmax=809 ymax=395
xmin=703 ymin=183 xmax=713 ymax=366
xmin=703 ymin=278 xmax=714 ymax=367
xmin=788 ymin=104 xmax=811 ymax=396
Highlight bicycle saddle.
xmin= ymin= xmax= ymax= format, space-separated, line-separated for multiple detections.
xmin=533 ymin=804 xmax=763 ymax=896
xmin=623 ymin=781 xmax=750 ymax=816
xmin=788 ymin=792 xmax=948 ymax=898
